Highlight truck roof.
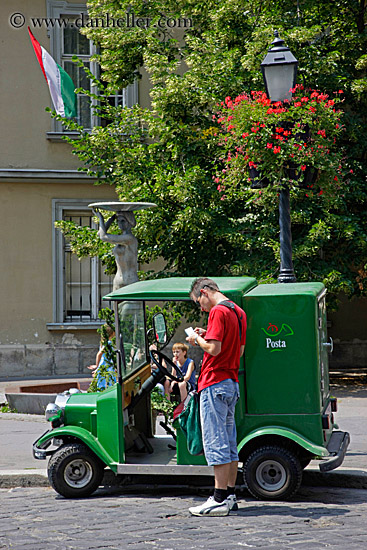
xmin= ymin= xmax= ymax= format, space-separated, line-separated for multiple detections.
xmin=245 ymin=282 xmax=325 ymax=298
xmin=104 ymin=276 xmax=258 ymax=301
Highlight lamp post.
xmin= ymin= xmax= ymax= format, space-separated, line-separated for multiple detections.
xmin=261 ymin=31 xmax=298 ymax=283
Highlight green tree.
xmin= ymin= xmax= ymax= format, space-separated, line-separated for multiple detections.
xmin=56 ymin=0 xmax=367 ymax=309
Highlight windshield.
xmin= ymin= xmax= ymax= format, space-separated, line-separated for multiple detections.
xmin=118 ymin=301 xmax=147 ymax=379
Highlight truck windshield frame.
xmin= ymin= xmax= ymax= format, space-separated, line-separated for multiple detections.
xmin=116 ymin=300 xmax=148 ymax=382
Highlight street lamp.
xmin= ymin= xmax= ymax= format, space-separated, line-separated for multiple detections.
xmin=261 ymin=30 xmax=298 ymax=103
xmin=261 ymin=31 xmax=298 ymax=283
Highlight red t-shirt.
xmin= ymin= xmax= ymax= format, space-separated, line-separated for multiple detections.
xmin=197 ymin=302 xmax=247 ymax=392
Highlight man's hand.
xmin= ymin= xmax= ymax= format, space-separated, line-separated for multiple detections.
xmin=186 ymin=327 xmax=205 ymax=346
xmin=186 ymin=333 xmax=198 ymax=347
xmin=186 ymin=330 xmax=221 ymax=357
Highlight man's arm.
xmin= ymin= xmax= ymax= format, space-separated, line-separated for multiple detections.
xmin=187 ymin=333 xmax=221 ymax=356
xmin=202 ymin=338 xmax=221 ymax=356
xmin=240 ymin=345 xmax=245 ymax=357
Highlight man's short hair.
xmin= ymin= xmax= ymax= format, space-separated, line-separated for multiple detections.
xmin=190 ymin=277 xmax=219 ymax=299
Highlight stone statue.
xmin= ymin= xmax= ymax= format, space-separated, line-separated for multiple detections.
xmin=93 ymin=208 xmax=139 ymax=291
xmin=89 ymin=201 xmax=156 ymax=291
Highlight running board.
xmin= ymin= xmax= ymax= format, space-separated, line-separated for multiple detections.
xmin=117 ymin=464 xmax=214 ymax=476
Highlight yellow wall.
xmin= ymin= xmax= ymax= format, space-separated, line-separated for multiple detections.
xmin=1 ymin=0 xmax=151 ymax=170
xmin=0 ymin=180 xmax=118 ymax=346
xmin=1 ymin=0 xmax=79 ymax=170
xmin=0 ymin=1 xmax=151 ymax=376
xmin=0 ymin=0 xmax=152 ymax=348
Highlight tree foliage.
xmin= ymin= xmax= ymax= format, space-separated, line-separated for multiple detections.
xmin=145 ymin=303 xmax=182 ymax=346
xmin=57 ymin=0 xmax=367 ymax=309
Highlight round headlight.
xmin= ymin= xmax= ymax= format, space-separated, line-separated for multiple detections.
xmin=45 ymin=402 xmax=61 ymax=421
xmin=68 ymin=388 xmax=82 ymax=395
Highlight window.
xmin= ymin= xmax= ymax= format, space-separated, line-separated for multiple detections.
xmin=117 ymin=301 xmax=147 ymax=380
xmin=62 ymin=19 xmax=94 ymax=128
xmin=47 ymin=1 xmax=138 ymax=134
xmin=52 ymin=200 xmax=113 ymax=324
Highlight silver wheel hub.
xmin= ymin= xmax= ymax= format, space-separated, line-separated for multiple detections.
xmin=256 ymin=460 xmax=287 ymax=491
xmin=64 ymin=459 xmax=93 ymax=488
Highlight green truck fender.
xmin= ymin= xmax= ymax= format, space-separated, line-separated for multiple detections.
xmin=237 ymin=427 xmax=329 ymax=458
xmin=34 ymin=426 xmax=117 ymax=472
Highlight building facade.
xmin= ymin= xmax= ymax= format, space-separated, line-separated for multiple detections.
xmin=0 ymin=0 xmax=151 ymax=378
xmin=1 ymin=0 xmax=366 ymax=379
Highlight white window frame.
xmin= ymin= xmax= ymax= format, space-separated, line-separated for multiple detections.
xmin=51 ymin=199 xmax=113 ymax=327
xmin=46 ymin=0 xmax=138 ymax=136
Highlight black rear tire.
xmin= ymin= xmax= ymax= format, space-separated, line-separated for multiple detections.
xmin=48 ymin=442 xmax=105 ymax=498
xmin=244 ymin=445 xmax=302 ymax=501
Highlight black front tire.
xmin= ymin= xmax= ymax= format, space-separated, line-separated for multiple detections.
xmin=48 ymin=443 xmax=105 ymax=498
xmin=244 ymin=445 xmax=302 ymax=501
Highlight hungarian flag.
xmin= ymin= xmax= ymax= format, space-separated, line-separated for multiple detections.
xmin=28 ymin=27 xmax=77 ymax=118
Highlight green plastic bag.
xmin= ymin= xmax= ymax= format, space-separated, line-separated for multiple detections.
xmin=178 ymin=391 xmax=204 ymax=456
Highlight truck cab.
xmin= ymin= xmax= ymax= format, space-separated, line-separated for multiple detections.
xmin=33 ymin=276 xmax=349 ymax=499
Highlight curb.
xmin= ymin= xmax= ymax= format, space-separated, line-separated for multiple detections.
xmin=303 ymin=467 xmax=367 ymax=490
xmin=1 ymin=468 xmax=367 ymax=491
xmin=0 ymin=470 xmax=49 ymax=489
xmin=0 ymin=412 xmax=46 ymax=422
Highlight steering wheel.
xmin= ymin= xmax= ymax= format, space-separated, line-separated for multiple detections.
xmin=149 ymin=349 xmax=185 ymax=383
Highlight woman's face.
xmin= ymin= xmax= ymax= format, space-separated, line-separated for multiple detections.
xmin=116 ymin=213 xmax=130 ymax=231
xmin=173 ymin=347 xmax=185 ymax=363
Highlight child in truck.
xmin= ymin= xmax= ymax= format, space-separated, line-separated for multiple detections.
xmin=170 ymin=342 xmax=196 ymax=402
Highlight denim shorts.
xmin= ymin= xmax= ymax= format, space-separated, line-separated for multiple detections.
xmin=200 ymin=379 xmax=240 ymax=466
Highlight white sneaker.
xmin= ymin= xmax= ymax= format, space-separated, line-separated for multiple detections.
xmin=226 ymin=494 xmax=238 ymax=511
xmin=189 ymin=496 xmax=230 ymax=517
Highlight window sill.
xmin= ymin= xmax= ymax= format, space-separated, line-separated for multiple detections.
xmin=47 ymin=322 xmax=103 ymax=331
xmin=46 ymin=132 xmax=82 ymax=142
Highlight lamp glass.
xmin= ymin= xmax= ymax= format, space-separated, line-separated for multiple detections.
xmin=263 ymin=64 xmax=296 ymax=102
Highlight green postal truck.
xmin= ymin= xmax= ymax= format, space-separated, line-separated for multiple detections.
xmin=33 ymin=277 xmax=349 ymax=500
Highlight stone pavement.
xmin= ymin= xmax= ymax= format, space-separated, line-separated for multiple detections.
xmin=0 ymin=379 xmax=367 ymax=491
xmin=1 ymin=485 xmax=367 ymax=550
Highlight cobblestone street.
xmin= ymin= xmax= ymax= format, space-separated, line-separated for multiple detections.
xmin=1 ymin=485 xmax=367 ymax=550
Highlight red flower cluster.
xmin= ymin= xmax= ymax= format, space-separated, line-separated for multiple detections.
xmin=213 ymin=85 xmax=345 ymax=197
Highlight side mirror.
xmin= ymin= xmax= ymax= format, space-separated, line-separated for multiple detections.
xmin=152 ymin=313 xmax=167 ymax=346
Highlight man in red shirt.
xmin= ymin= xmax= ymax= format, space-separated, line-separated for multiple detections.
xmin=186 ymin=277 xmax=247 ymax=516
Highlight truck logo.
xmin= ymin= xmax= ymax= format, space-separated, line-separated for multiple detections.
xmin=262 ymin=323 xmax=294 ymax=352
